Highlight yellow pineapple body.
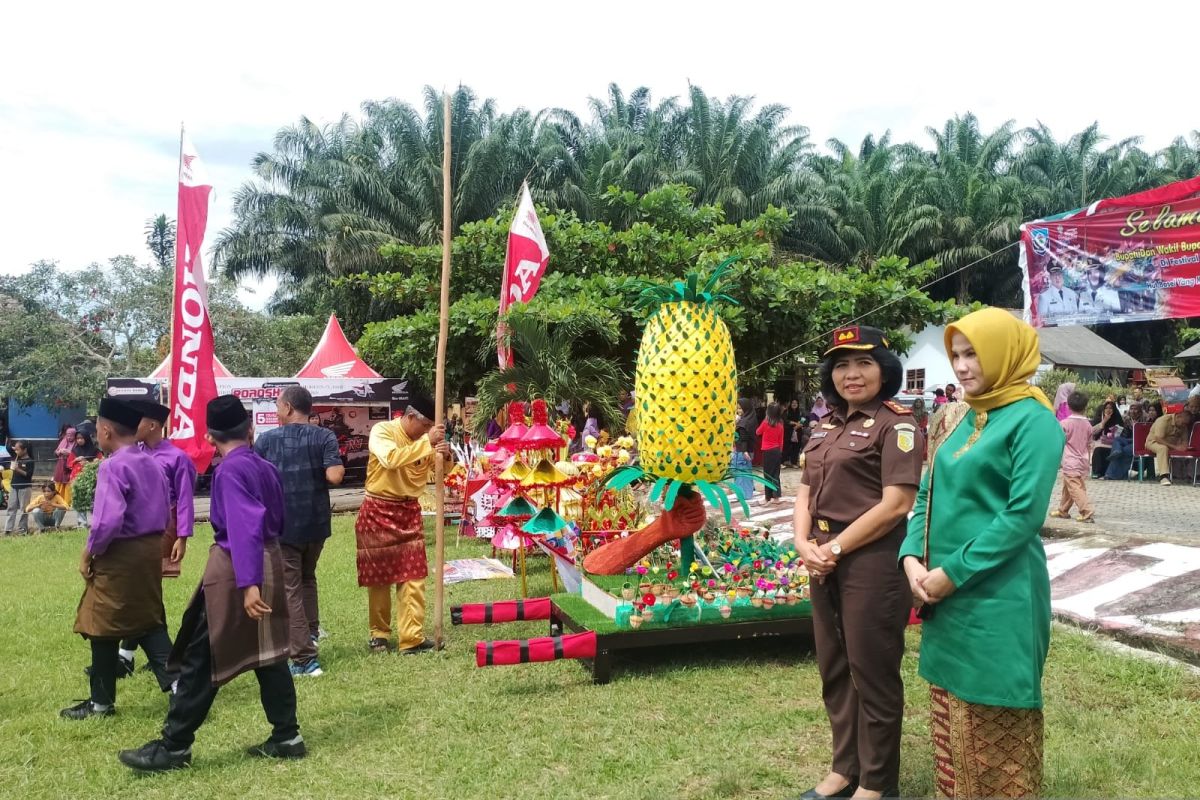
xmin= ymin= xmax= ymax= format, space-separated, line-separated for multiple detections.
xmin=635 ymin=300 xmax=736 ymax=483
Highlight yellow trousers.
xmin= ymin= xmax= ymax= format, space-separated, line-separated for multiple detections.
xmin=367 ymin=579 xmax=426 ymax=648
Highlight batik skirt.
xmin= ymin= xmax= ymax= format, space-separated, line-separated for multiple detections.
xmin=930 ymin=686 xmax=1043 ymax=799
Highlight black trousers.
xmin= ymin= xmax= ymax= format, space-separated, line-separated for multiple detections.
xmin=118 ymin=625 xmax=175 ymax=692
xmin=161 ymin=600 xmax=299 ymax=750
xmin=88 ymin=627 xmax=173 ymax=705
xmin=763 ymin=448 xmax=783 ymax=500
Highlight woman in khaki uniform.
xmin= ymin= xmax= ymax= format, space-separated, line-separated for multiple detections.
xmin=794 ymin=326 xmax=924 ymax=800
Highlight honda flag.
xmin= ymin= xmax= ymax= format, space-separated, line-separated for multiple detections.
xmin=168 ymin=130 xmax=218 ymax=471
xmin=497 ymin=183 xmax=549 ymax=367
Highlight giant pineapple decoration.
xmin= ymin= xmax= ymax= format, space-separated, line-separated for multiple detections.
xmin=602 ymin=256 xmax=770 ymax=520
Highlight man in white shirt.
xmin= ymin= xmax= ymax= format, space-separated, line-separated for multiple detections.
xmin=1036 ymin=265 xmax=1079 ymax=318
xmin=1077 ymin=262 xmax=1121 ymax=316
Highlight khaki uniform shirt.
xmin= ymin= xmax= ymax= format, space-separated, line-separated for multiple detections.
xmin=1147 ymin=414 xmax=1189 ymax=449
xmin=802 ymin=397 xmax=925 ymax=526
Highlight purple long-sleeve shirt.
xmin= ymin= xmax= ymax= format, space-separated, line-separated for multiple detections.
xmin=209 ymin=445 xmax=285 ymax=589
xmin=87 ymin=445 xmax=171 ymax=557
xmin=143 ymin=439 xmax=197 ymax=538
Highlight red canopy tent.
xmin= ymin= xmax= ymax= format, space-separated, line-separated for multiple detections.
xmin=295 ymin=314 xmax=382 ymax=379
xmin=147 ymin=352 xmax=235 ymax=379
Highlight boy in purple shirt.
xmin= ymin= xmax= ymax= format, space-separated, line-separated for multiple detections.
xmin=63 ymin=398 xmax=172 ymax=720
xmin=113 ymin=400 xmax=198 ymax=682
xmin=119 ymin=395 xmax=303 ymax=772
xmin=1050 ymin=391 xmax=1096 ymax=523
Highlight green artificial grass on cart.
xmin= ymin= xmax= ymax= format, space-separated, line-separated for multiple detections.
xmin=1 ymin=516 xmax=1198 ymax=799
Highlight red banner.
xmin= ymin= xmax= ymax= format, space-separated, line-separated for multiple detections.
xmin=168 ymin=131 xmax=218 ymax=472
xmin=1021 ymin=177 xmax=1200 ymax=328
xmin=497 ymin=183 xmax=549 ymax=367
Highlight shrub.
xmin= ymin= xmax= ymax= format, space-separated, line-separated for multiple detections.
xmin=70 ymin=460 xmax=100 ymax=513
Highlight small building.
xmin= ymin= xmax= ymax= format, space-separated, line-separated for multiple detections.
xmin=899 ymin=319 xmax=1147 ymax=398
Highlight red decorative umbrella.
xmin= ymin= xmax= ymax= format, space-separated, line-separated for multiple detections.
xmin=517 ymin=399 xmax=566 ymax=451
xmin=497 ymin=401 xmax=528 ymax=449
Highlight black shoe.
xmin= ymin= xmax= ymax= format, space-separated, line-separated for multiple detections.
xmin=398 ymin=639 xmax=436 ymax=655
xmin=118 ymin=654 xmax=135 ymax=678
xmin=799 ymin=782 xmax=857 ymax=800
xmin=368 ymin=637 xmax=390 ymax=654
xmin=246 ymin=737 xmax=306 ymax=759
xmin=118 ymin=739 xmax=192 ymax=772
xmin=59 ymin=700 xmax=114 ymax=720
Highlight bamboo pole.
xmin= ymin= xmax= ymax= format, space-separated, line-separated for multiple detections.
xmin=433 ymin=93 xmax=453 ymax=650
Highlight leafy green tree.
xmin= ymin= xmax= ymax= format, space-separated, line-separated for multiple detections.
xmin=354 ymin=187 xmax=952 ymax=401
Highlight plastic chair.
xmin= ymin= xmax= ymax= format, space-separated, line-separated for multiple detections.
xmin=1132 ymin=423 xmax=1152 ymax=481
xmin=1167 ymin=423 xmax=1200 ymax=485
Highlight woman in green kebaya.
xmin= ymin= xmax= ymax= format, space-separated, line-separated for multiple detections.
xmin=900 ymin=308 xmax=1064 ymax=799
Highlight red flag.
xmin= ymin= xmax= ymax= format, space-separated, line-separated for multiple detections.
xmin=167 ymin=130 xmax=218 ymax=472
xmin=498 ymin=183 xmax=549 ymax=367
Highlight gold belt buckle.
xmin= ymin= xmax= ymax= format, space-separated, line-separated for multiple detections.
xmin=817 ymin=519 xmax=830 ymax=533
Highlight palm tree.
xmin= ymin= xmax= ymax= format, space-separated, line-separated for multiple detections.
xmin=892 ymin=114 xmax=1028 ymax=304
xmin=1014 ymin=122 xmax=1147 ymax=217
xmin=144 ymin=215 xmax=176 ymax=270
xmin=797 ymin=133 xmax=934 ymax=264
xmin=673 ymin=85 xmax=814 ymax=222
xmin=471 ymin=312 xmax=628 ymax=440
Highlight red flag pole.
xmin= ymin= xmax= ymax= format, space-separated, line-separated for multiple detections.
xmin=433 ymin=92 xmax=453 ymax=649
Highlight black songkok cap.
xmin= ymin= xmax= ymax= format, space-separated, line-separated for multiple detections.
xmin=406 ymin=391 xmax=436 ymax=421
xmin=98 ymin=397 xmax=144 ymax=431
xmin=206 ymin=395 xmax=248 ymax=431
xmin=823 ymin=325 xmax=893 ymax=357
xmin=131 ymin=399 xmax=170 ymax=424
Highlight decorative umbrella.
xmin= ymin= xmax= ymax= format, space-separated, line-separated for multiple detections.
xmin=497 ymin=401 xmax=528 ymax=450
xmin=517 ymin=399 xmax=566 ymax=451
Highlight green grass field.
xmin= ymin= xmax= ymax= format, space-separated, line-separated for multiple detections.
xmin=1 ymin=516 xmax=1198 ymax=799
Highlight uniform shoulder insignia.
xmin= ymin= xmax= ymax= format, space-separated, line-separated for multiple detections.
xmin=883 ymin=400 xmax=912 ymax=415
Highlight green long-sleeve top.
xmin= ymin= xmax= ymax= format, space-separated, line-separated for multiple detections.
xmin=899 ymin=397 xmax=1064 ymax=709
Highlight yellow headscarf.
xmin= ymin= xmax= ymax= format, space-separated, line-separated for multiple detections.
xmin=944 ymin=307 xmax=1052 ymax=413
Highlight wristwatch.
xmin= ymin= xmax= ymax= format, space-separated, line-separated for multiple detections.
xmin=829 ymin=539 xmax=843 ymax=557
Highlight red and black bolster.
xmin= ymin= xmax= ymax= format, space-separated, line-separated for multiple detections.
xmin=451 ymin=597 xmax=552 ymax=625
xmin=475 ymin=631 xmax=597 ymax=666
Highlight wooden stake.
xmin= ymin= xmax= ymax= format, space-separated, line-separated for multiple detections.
xmin=433 ymin=93 xmax=453 ymax=649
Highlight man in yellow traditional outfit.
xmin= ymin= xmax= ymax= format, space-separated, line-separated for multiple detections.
xmin=355 ymin=392 xmax=449 ymax=654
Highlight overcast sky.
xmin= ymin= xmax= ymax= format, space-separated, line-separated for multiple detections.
xmin=4 ymin=1 xmax=1197 ymax=309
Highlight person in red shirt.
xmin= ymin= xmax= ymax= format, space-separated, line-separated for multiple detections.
xmin=757 ymin=402 xmax=785 ymax=503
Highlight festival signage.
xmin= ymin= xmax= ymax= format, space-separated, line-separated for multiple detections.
xmin=1021 ymin=176 xmax=1200 ymax=328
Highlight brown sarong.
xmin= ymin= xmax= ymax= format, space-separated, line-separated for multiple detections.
xmin=161 ymin=504 xmax=180 ymax=578
xmin=355 ymin=495 xmax=427 ymax=586
xmin=930 ymin=685 xmax=1044 ymax=799
xmin=169 ymin=541 xmax=290 ymax=686
xmin=74 ymin=533 xmax=165 ymax=639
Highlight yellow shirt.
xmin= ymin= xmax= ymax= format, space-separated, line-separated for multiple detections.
xmin=26 ymin=494 xmax=69 ymax=513
xmin=365 ymin=419 xmax=434 ymax=499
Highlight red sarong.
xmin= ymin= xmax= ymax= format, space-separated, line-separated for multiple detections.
xmin=355 ymin=495 xmax=427 ymax=586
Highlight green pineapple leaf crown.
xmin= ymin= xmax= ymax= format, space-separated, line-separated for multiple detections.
xmin=602 ymin=254 xmax=777 ymax=523
xmin=632 ymin=255 xmax=742 ymax=313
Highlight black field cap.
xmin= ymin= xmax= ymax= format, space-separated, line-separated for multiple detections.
xmin=406 ymin=391 xmax=436 ymax=420
xmin=824 ymin=325 xmax=891 ymax=356
xmin=206 ymin=395 xmax=248 ymax=431
xmin=98 ymin=397 xmax=144 ymax=431
xmin=1047 ymin=263 xmax=1064 ymax=274
xmin=131 ymin=399 xmax=170 ymax=424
